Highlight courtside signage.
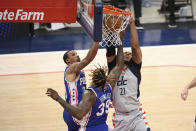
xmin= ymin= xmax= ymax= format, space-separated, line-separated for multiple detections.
xmin=0 ymin=9 xmax=44 ymax=21
xmin=0 ymin=8 xmax=77 ymax=23
xmin=0 ymin=0 xmax=77 ymax=22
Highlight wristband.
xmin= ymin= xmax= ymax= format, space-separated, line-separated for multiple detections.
xmin=56 ymin=96 xmax=61 ymax=101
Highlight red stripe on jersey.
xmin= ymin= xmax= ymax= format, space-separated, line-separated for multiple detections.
xmin=68 ymin=83 xmax=72 ymax=104
xmin=84 ymin=108 xmax=92 ymax=127
xmin=75 ymin=82 xmax=78 ymax=104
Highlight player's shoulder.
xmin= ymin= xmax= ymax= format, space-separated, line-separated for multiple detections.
xmin=87 ymin=86 xmax=98 ymax=96
xmin=106 ymin=83 xmax=112 ymax=91
xmin=128 ymin=59 xmax=142 ymax=69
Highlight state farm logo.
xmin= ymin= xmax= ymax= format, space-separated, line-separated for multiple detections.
xmin=0 ymin=9 xmax=44 ymax=21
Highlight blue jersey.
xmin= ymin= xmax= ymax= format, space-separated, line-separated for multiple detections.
xmin=63 ymin=66 xmax=86 ymax=130
xmin=86 ymin=83 xmax=112 ymax=130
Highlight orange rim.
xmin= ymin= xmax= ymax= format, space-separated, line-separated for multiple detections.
xmin=80 ymin=1 xmax=131 ymax=17
xmin=103 ymin=5 xmax=132 ymax=16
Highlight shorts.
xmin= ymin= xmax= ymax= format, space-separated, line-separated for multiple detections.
xmin=112 ymin=108 xmax=149 ymax=131
xmin=195 ymin=116 xmax=196 ymax=123
xmin=85 ymin=123 xmax=108 ymax=131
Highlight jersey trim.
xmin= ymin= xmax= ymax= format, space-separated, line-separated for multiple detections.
xmin=88 ymin=88 xmax=97 ymax=97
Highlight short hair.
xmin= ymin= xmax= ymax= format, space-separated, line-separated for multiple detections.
xmin=90 ymin=65 xmax=108 ymax=89
xmin=63 ymin=50 xmax=71 ymax=64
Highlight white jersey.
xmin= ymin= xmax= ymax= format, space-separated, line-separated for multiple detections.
xmin=110 ymin=59 xmax=142 ymax=113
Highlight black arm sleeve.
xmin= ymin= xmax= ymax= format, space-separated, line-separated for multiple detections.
xmin=107 ymin=57 xmax=116 ymax=74
xmin=106 ymin=44 xmax=116 ymax=57
xmin=106 ymin=42 xmax=116 ymax=73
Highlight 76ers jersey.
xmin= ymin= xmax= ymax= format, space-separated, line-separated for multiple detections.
xmin=87 ymin=83 xmax=112 ymax=128
xmin=63 ymin=66 xmax=86 ymax=130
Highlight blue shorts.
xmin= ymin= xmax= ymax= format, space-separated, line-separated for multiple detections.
xmin=63 ymin=110 xmax=80 ymax=130
xmin=86 ymin=123 xmax=108 ymax=131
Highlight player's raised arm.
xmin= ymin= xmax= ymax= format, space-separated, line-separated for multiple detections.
xmin=66 ymin=42 xmax=100 ymax=81
xmin=107 ymin=43 xmax=124 ymax=89
xmin=129 ymin=17 xmax=142 ymax=64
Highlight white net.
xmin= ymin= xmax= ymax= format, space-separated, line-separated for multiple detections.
xmin=100 ymin=7 xmax=132 ymax=47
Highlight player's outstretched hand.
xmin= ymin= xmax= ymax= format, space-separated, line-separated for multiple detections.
xmin=46 ymin=88 xmax=59 ymax=101
xmin=129 ymin=16 xmax=134 ymax=24
xmin=120 ymin=29 xmax=126 ymax=40
xmin=181 ymin=88 xmax=188 ymax=101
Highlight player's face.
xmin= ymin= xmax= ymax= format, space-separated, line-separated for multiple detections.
xmin=124 ymin=51 xmax=132 ymax=62
xmin=67 ymin=50 xmax=80 ymax=64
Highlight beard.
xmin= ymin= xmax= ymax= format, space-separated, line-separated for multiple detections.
xmin=77 ymin=57 xmax=81 ymax=62
xmin=124 ymin=60 xmax=129 ymax=66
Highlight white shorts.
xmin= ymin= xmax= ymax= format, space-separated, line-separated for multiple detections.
xmin=112 ymin=108 xmax=149 ymax=131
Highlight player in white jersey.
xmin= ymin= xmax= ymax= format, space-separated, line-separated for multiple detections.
xmin=106 ymin=17 xmax=150 ymax=131
xmin=181 ymin=76 xmax=196 ymax=131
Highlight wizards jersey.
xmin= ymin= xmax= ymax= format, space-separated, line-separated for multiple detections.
xmin=108 ymin=58 xmax=142 ymax=113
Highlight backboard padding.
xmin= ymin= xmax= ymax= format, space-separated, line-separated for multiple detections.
xmin=77 ymin=0 xmax=103 ymax=42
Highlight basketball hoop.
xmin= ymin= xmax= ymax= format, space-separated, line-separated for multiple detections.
xmin=79 ymin=1 xmax=132 ymax=44
xmin=100 ymin=5 xmax=132 ymax=47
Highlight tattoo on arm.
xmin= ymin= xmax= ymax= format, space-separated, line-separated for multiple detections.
xmin=57 ymin=90 xmax=96 ymax=120
xmin=107 ymin=45 xmax=124 ymax=88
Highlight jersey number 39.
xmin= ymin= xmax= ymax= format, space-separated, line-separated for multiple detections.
xmin=96 ymin=99 xmax=111 ymax=116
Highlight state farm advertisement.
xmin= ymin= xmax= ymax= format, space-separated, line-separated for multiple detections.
xmin=0 ymin=8 xmax=77 ymax=23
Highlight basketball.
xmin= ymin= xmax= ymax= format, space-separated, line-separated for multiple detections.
xmin=103 ymin=14 xmax=122 ymax=31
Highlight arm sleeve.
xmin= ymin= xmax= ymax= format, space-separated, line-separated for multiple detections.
xmin=106 ymin=42 xmax=116 ymax=73
xmin=106 ymin=44 xmax=116 ymax=57
xmin=107 ymin=57 xmax=117 ymax=73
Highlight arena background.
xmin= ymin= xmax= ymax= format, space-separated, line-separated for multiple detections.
xmin=0 ymin=0 xmax=196 ymax=130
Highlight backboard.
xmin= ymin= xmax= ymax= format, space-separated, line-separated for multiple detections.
xmin=77 ymin=0 xmax=103 ymax=42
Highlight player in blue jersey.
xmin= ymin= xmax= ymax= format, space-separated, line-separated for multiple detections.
xmin=46 ymin=42 xmax=124 ymax=131
xmin=59 ymin=41 xmax=100 ymax=130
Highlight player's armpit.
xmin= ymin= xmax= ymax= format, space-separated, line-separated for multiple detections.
xmin=65 ymin=62 xmax=81 ymax=82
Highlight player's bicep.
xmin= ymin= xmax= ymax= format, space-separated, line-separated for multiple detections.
xmin=77 ymin=90 xmax=96 ymax=117
xmin=132 ymin=47 xmax=142 ymax=64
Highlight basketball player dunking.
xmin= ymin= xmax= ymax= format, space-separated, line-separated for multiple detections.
xmin=106 ymin=17 xmax=150 ymax=131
